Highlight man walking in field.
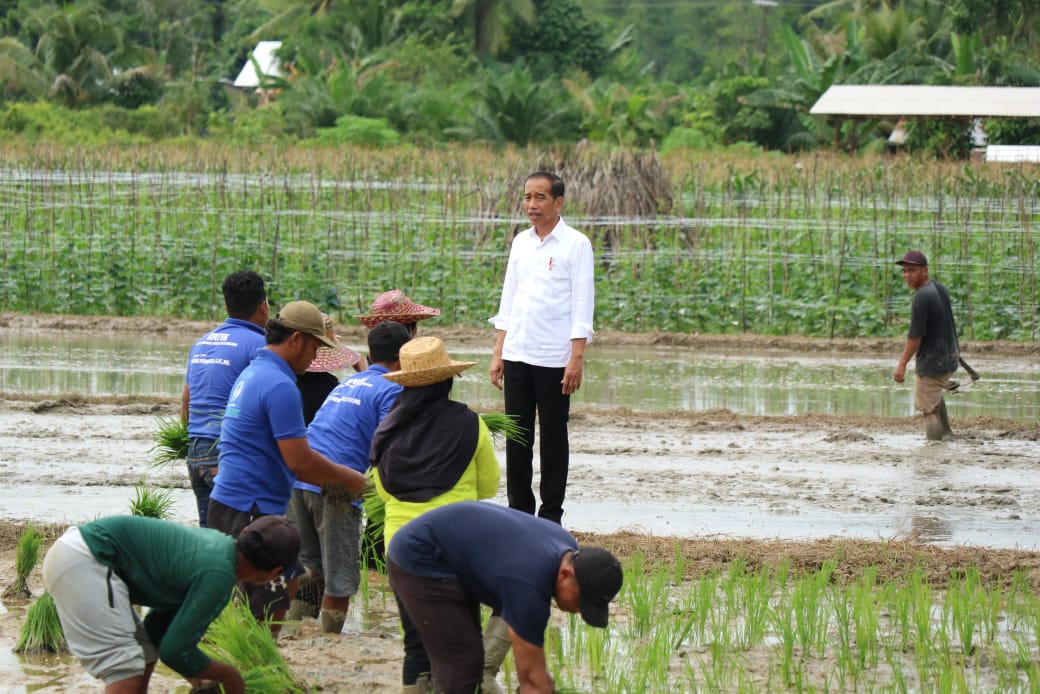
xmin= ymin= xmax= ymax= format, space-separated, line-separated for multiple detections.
xmin=489 ymin=171 xmax=595 ymax=525
xmin=182 ymin=270 xmax=268 ymax=527
xmin=893 ymin=250 xmax=960 ymax=441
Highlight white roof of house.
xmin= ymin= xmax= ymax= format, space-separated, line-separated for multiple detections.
xmin=810 ymin=86 xmax=1040 ymax=118
xmin=232 ymin=41 xmax=284 ymax=88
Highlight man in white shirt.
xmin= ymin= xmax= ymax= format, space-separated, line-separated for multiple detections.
xmin=489 ymin=171 xmax=595 ymax=524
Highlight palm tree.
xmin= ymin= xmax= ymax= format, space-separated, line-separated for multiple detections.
xmin=249 ymin=0 xmax=335 ymax=41
xmin=23 ymin=3 xmax=120 ymax=105
xmin=0 ymin=37 xmax=48 ymax=99
xmin=450 ymin=0 xmax=534 ymax=59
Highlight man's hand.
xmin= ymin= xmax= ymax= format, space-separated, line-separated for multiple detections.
xmin=490 ymin=355 xmax=505 ymax=391
xmin=893 ymin=364 xmax=906 ymax=383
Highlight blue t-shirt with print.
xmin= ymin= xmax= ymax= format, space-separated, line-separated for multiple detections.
xmin=296 ymin=364 xmax=402 ymax=494
xmin=211 ymin=349 xmax=307 ymax=514
xmin=184 ymin=319 xmax=265 ymax=439
xmin=388 ymin=502 xmax=577 ymax=647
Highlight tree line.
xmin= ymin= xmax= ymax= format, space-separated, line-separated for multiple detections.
xmin=0 ymin=0 xmax=1038 ymax=155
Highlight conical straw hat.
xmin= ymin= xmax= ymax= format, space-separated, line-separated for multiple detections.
xmin=382 ymin=336 xmax=475 ymax=387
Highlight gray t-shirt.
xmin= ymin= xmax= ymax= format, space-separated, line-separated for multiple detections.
xmin=908 ymin=280 xmax=959 ymax=376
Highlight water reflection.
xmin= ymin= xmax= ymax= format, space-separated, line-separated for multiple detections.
xmin=1 ymin=333 xmax=1038 ymax=421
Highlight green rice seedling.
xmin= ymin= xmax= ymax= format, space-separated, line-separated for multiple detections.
xmin=201 ymin=592 xmax=304 ymax=693
xmin=129 ymin=484 xmax=175 ymax=519
xmin=738 ymin=566 xmax=773 ymax=649
xmin=852 ymin=568 xmax=881 ymax=669
xmin=480 ymin=412 xmax=524 ymax=444
xmin=149 ymin=415 xmax=189 ymax=466
xmin=794 ymin=560 xmax=833 ymax=657
xmin=14 ymin=592 xmax=66 ymax=653
xmin=671 ymin=542 xmax=687 ymax=585
xmin=360 ymin=468 xmax=386 ymax=574
xmin=771 ymin=590 xmax=797 ymax=686
xmin=3 ymin=525 xmax=42 ymax=600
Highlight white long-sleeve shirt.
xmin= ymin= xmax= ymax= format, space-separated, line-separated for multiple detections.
xmin=490 ymin=217 xmax=595 ymax=367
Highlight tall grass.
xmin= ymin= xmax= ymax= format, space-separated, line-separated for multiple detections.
xmin=0 ymin=146 xmax=1036 ymax=340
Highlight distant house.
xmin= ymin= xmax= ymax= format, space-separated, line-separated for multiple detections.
xmin=810 ymin=85 xmax=1040 ymax=159
xmin=230 ymin=41 xmax=285 ymax=104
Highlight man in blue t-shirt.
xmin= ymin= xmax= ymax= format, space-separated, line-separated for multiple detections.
xmin=893 ymin=250 xmax=961 ymax=440
xmin=182 ymin=270 xmax=268 ymax=527
xmin=208 ymin=300 xmax=369 ymax=627
xmin=387 ymin=502 xmax=623 ymax=694
xmin=287 ymin=320 xmax=411 ymax=633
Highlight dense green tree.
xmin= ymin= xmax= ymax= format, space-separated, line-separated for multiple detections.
xmin=0 ymin=35 xmax=47 ymax=99
xmin=450 ymin=0 xmax=533 ymax=59
xmin=504 ymin=0 xmax=607 ymax=79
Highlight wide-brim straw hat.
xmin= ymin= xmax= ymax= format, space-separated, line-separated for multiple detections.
xmin=306 ymin=336 xmax=360 ymax=373
xmin=382 ymin=336 xmax=475 ymax=387
xmin=356 ymin=289 xmax=441 ymax=329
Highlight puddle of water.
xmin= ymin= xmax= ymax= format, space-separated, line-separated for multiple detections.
xmin=2 ymin=334 xmax=1037 ymax=420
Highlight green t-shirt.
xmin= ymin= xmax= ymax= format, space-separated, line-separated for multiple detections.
xmin=79 ymin=515 xmax=237 ymax=678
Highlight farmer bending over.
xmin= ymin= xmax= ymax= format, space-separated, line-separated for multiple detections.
xmin=387 ymin=501 xmax=623 ymax=694
xmin=42 ymin=514 xmax=300 ymax=694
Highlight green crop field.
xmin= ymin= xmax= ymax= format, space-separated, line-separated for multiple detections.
xmin=1 ymin=145 xmax=1036 ymax=341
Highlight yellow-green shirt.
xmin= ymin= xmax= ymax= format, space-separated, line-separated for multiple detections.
xmin=375 ymin=416 xmax=500 ymax=546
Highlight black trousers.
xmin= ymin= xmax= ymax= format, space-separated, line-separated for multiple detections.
xmin=503 ymin=360 xmax=570 ymax=524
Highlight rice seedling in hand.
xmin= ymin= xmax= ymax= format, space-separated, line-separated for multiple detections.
xmin=129 ymin=484 xmax=176 ymax=519
xmin=149 ymin=415 xmax=189 ymax=467
xmin=361 ymin=468 xmax=386 ymax=573
xmin=480 ymin=412 xmax=524 ymax=444
xmin=201 ymin=593 xmax=305 ymax=693
xmin=3 ymin=525 xmax=42 ymax=600
xmin=14 ymin=592 xmax=67 ymax=653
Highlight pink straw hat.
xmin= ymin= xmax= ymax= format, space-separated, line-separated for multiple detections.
xmin=356 ymin=289 xmax=440 ymax=329
xmin=306 ymin=313 xmax=360 ymax=373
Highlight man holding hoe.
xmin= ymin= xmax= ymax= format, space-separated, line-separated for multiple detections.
xmin=893 ymin=250 xmax=960 ymax=441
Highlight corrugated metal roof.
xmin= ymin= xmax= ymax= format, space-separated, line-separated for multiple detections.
xmin=233 ymin=41 xmax=284 ymax=89
xmin=810 ymin=85 xmax=1040 ymax=118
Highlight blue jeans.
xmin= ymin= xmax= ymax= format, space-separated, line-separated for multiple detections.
xmin=186 ymin=437 xmax=219 ymax=527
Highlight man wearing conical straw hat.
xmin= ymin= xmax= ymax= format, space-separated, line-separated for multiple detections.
xmin=370 ymin=336 xmax=501 ymax=694
xmin=490 ymin=171 xmax=595 ymax=526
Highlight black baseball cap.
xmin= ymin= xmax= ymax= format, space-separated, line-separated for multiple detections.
xmin=573 ymin=547 xmax=623 ymax=628
xmin=237 ymin=515 xmax=301 ymax=570
xmin=895 ymin=250 xmax=928 ymax=267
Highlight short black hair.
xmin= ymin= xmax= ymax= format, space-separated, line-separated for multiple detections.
xmin=369 ymin=320 xmax=412 ymax=364
xmin=223 ymin=271 xmax=266 ymax=319
xmin=525 ymin=171 xmax=565 ymax=198
xmin=264 ymin=316 xmax=294 ymax=345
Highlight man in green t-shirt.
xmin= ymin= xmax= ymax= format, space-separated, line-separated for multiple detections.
xmin=42 ymin=514 xmax=300 ymax=693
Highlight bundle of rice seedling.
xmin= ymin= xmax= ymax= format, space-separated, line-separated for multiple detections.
xmin=480 ymin=412 xmax=525 ymax=445
xmin=14 ymin=592 xmax=66 ymax=653
xmin=129 ymin=485 xmax=176 ymax=519
xmin=201 ymin=594 xmax=305 ymax=693
xmin=150 ymin=416 xmax=189 ymax=466
xmin=3 ymin=526 xmax=42 ymax=600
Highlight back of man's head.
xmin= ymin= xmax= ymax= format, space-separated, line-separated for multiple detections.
xmin=369 ymin=320 xmax=412 ymax=365
xmin=223 ymin=271 xmax=266 ymax=319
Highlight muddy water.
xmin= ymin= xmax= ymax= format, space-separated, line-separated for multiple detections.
xmin=2 ymin=333 xmax=1038 ymax=419
xmin=0 ymin=331 xmax=1038 ymax=550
